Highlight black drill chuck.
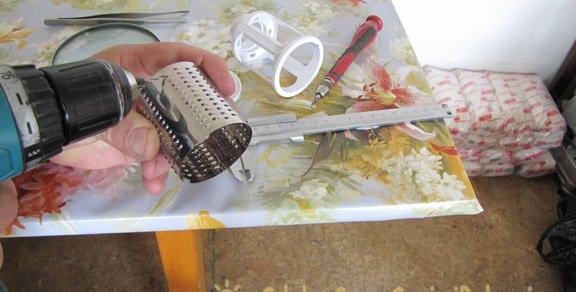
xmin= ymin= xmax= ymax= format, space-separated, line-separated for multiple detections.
xmin=0 ymin=59 xmax=139 ymax=181
xmin=39 ymin=60 xmax=137 ymax=144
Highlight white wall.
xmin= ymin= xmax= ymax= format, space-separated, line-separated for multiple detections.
xmin=391 ymin=0 xmax=576 ymax=85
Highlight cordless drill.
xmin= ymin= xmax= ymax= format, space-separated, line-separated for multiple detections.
xmin=0 ymin=59 xmax=141 ymax=181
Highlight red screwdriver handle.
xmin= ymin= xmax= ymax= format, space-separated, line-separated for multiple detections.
xmin=325 ymin=15 xmax=383 ymax=85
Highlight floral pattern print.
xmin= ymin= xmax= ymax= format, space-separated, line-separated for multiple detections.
xmin=2 ymin=0 xmax=480 ymax=236
xmin=0 ymin=19 xmax=33 ymax=50
xmin=49 ymin=0 xmax=133 ymax=10
xmin=0 ymin=0 xmax=23 ymax=14
xmin=6 ymin=163 xmax=139 ymax=234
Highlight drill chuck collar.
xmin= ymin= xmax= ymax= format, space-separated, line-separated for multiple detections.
xmin=0 ymin=59 xmax=139 ymax=181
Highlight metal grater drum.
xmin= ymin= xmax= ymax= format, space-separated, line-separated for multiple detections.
xmin=139 ymin=62 xmax=252 ymax=183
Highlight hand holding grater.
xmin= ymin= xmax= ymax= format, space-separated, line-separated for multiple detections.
xmin=138 ymin=62 xmax=252 ymax=183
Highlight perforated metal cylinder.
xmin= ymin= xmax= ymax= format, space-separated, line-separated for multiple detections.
xmin=139 ymin=62 xmax=252 ymax=183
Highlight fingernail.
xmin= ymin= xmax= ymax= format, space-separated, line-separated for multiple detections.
xmin=128 ymin=127 xmax=150 ymax=157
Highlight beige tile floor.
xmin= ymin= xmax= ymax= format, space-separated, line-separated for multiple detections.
xmin=0 ymin=175 xmax=566 ymax=291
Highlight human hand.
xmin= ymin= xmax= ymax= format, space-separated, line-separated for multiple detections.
xmin=1 ymin=42 xmax=233 ymax=269
xmin=0 ymin=180 xmax=17 ymax=269
xmin=49 ymin=42 xmax=235 ymax=194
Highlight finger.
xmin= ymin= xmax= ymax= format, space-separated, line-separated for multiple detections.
xmin=142 ymin=172 xmax=169 ymax=195
xmin=50 ymin=138 xmax=129 ymax=169
xmin=52 ymin=110 xmax=159 ymax=169
xmin=99 ymin=110 xmax=160 ymax=162
xmin=171 ymin=43 xmax=235 ymax=96
xmin=140 ymin=153 xmax=171 ymax=195
xmin=141 ymin=154 xmax=171 ymax=182
xmin=137 ymin=42 xmax=235 ymax=96
xmin=0 ymin=180 xmax=17 ymax=232
xmin=93 ymin=43 xmax=235 ymax=96
xmin=0 ymin=180 xmax=18 ymax=268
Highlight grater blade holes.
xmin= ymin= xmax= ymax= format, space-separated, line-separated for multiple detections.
xmin=145 ymin=62 xmax=252 ymax=183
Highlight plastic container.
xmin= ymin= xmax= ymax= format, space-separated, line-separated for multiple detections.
xmin=230 ymin=11 xmax=323 ymax=97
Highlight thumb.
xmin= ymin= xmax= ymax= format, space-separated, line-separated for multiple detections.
xmin=99 ymin=110 xmax=160 ymax=162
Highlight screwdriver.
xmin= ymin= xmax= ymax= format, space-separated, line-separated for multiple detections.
xmin=311 ymin=15 xmax=383 ymax=105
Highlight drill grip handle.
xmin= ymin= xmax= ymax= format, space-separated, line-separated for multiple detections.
xmin=0 ymin=89 xmax=24 ymax=181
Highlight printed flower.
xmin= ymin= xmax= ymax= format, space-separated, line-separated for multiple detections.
xmin=343 ymin=58 xmax=418 ymax=110
xmin=148 ymin=0 xmax=189 ymax=10
xmin=388 ymin=37 xmax=418 ymax=66
xmin=345 ymin=132 xmax=393 ymax=181
xmin=330 ymin=0 xmax=366 ymax=6
xmin=343 ymin=58 xmax=436 ymax=140
xmin=387 ymin=22 xmax=419 ymax=66
xmin=290 ymin=179 xmax=329 ymax=205
xmin=0 ymin=19 xmax=34 ymax=49
xmin=0 ymin=0 xmax=21 ymax=13
xmin=79 ymin=165 xmax=137 ymax=200
xmin=8 ymin=164 xmax=82 ymax=232
xmin=433 ymin=172 xmax=467 ymax=200
xmin=31 ymin=26 xmax=83 ymax=66
xmin=185 ymin=210 xmax=227 ymax=229
xmin=214 ymin=0 xmax=278 ymax=24
xmin=177 ymin=19 xmax=232 ymax=60
xmin=379 ymin=147 xmax=465 ymax=202
xmin=378 ymin=127 xmax=410 ymax=154
xmin=50 ymin=0 xmax=132 ymax=10
xmin=330 ymin=0 xmax=366 ymax=7
xmin=292 ymin=1 xmax=338 ymax=36
xmin=6 ymin=162 xmax=138 ymax=233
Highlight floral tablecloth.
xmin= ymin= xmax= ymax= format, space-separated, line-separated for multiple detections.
xmin=1 ymin=0 xmax=482 ymax=236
